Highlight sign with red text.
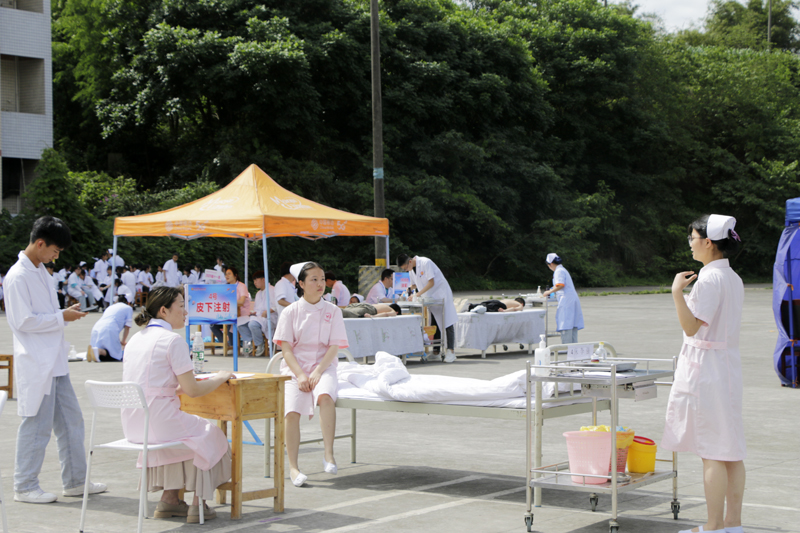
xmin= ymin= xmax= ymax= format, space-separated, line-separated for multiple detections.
xmin=187 ymin=284 xmax=237 ymax=324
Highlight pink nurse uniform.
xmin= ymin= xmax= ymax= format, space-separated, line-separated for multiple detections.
xmin=121 ymin=319 xmax=231 ymax=499
xmin=274 ymin=298 xmax=349 ymax=418
xmin=662 ymin=259 xmax=746 ymax=462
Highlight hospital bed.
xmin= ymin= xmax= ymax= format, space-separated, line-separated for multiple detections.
xmin=343 ymin=314 xmax=425 ymax=363
xmin=261 ymin=350 xmax=611 ymax=476
xmin=456 ymin=308 xmax=546 ymax=358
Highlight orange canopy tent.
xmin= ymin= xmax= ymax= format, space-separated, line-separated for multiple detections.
xmin=113 ymin=164 xmax=389 ymax=240
xmin=111 ymin=164 xmax=389 ymax=358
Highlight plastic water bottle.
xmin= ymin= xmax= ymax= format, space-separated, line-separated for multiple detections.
xmin=536 ymin=286 xmax=542 ymax=297
xmin=593 ymin=341 xmax=608 ymax=362
xmin=534 ymin=335 xmax=550 ymax=376
xmin=69 ymin=345 xmax=77 ymax=361
xmin=192 ymin=332 xmax=205 ymax=373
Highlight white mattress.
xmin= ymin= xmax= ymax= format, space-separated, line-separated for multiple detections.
xmin=456 ymin=309 xmax=546 ymax=351
xmin=343 ymin=315 xmax=424 ymax=359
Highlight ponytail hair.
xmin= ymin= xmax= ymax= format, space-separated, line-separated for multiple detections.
xmin=134 ymin=286 xmax=183 ymax=326
xmin=296 ymin=262 xmax=325 ymax=299
xmin=688 ymin=214 xmax=742 ymax=258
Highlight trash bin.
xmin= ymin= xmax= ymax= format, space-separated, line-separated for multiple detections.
xmin=627 ymin=436 xmax=657 ymax=473
xmin=563 ymin=431 xmax=612 ymax=484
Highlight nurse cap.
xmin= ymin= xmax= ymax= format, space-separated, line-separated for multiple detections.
xmin=706 ymin=214 xmax=739 ymax=241
xmin=352 ymin=294 xmax=364 ymax=303
xmin=546 ymin=253 xmax=560 ymax=264
xmin=290 ymin=262 xmax=311 ymax=280
xmin=107 ymin=248 xmax=114 ymax=255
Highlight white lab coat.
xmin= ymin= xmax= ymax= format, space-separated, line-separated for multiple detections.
xmin=330 ymin=280 xmax=351 ymax=306
xmin=410 ymin=256 xmax=457 ymax=330
xmin=110 ymin=254 xmax=125 ymax=268
xmin=662 ymin=259 xmax=746 ymax=461
xmin=82 ymin=276 xmax=103 ymax=301
xmin=138 ymin=271 xmax=153 ymax=291
xmin=366 ymin=281 xmax=392 ymax=304
xmin=187 ymin=271 xmax=200 ymax=285
xmin=552 ymin=265 xmax=584 ymax=331
xmin=251 ymin=285 xmax=278 ymax=337
xmin=163 ymin=259 xmax=180 ymax=287
xmin=66 ymin=272 xmax=86 ymax=299
xmin=121 ymin=270 xmax=137 ymax=295
xmin=93 ymin=259 xmax=108 ymax=280
xmin=274 ymin=277 xmax=297 ymax=321
xmin=4 ymin=251 xmax=70 ymax=417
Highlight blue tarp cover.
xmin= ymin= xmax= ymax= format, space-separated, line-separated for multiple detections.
xmin=772 ymin=222 xmax=800 ymax=387
xmin=787 ymin=198 xmax=800 ymax=225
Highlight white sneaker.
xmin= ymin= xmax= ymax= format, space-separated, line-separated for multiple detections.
xmin=244 ymin=341 xmax=253 ymax=356
xmin=426 ymin=352 xmax=443 ymax=362
xmin=14 ymin=488 xmax=57 ymax=503
xmin=63 ymin=482 xmax=107 ymax=497
xmin=444 ymin=350 xmax=457 ymax=363
xmin=255 ymin=344 xmax=265 ymax=357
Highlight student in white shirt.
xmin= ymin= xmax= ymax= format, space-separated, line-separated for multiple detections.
xmin=67 ymin=265 xmax=97 ymax=311
xmin=121 ymin=265 xmax=138 ymax=296
xmin=324 ymin=272 xmax=350 ymax=307
xmin=246 ymin=270 xmax=277 ymax=357
xmin=137 ymin=264 xmax=153 ymax=293
xmin=5 ymin=216 xmax=106 ymax=503
xmin=44 ymin=263 xmax=65 ymax=309
xmin=93 ymin=251 xmax=110 ymax=282
xmin=98 ymin=266 xmax=113 ymax=294
xmin=108 ymin=249 xmax=125 ymax=268
xmin=213 ymin=257 xmax=224 ymax=272
xmin=191 ymin=264 xmax=204 ymax=284
xmin=366 ymin=269 xmax=395 ymax=304
xmin=79 ymin=270 xmax=105 ymax=311
xmin=153 ymin=265 xmax=166 ymax=287
xmin=163 ymin=253 xmax=180 ymax=287
xmin=274 ymin=261 xmax=297 ymax=322
xmin=107 ymin=278 xmax=134 ymax=304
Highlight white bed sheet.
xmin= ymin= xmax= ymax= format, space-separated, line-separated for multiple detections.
xmin=343 ymin=315 xmax=424 ymax=359
xmin=336 ymin=352 xmax=580 ymax=405
xmin=455 ymin=308 xmax=546 ymax=351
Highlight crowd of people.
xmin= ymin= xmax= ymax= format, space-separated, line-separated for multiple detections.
xmin=2 ymin=213 xmax=749 ymax=533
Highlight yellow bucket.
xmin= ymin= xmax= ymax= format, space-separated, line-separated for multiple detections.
xmin=627 ymin=436 xmax=657 ymax=473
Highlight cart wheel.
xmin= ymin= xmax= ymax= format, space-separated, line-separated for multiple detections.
xmin=524 ymin=514 xmax=533 ymax=532
xmin=671 ymin=500 xmax=681 ymax=519
xmin=589 ymin=495 xmax=599 ymax=512
xmin=609 ymin=527 xmax=619 ymax=533
xmin=503 ymin=344 xmax=509 ymax=351
xmin=519 ymin=343 xmax=525 ymax=350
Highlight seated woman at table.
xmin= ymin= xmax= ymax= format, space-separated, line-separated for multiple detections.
xmin=341 ymin=302 xmax=402 ymax=318
xmin=122 ymin=286 xmax=234 ymax=523
xmin=467 ymin=298 xmax=525 ymax=313
xmin=274 ymin=262 xmax=349 ymax=487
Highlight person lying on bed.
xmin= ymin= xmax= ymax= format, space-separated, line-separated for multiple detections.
xmin=341 ymin=302 xmax=402 ymax=318
xmin=467 ymin=298 xmax=526 ymax=313
xmin=273 ymin=262 xmax=349 ymax=488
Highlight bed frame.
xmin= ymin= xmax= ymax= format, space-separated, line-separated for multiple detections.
xmin=260 ymin=352 xmax=611 ymax=477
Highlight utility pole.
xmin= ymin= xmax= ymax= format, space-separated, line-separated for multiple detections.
xmin=371 ymin=0 xmax=386 ymax=266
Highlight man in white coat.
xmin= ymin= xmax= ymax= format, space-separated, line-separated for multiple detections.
xmin=397 ymin=254 xmax=457 ymax=363
xmin=163 ymin=253 xmax=180 ymax=287
xmin=92 ymin=251 xmax=109 ymax=282
xmin=4 ymin=216 xmax=107 ymax=503
xmin=366 ymin=268 xmax=395 ymax=304
xmin=274 ymin=261 xmax=297 ymax=322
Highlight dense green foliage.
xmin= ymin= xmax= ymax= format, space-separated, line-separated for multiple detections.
xmin=3 ymin=0 xmax=798 ymax=289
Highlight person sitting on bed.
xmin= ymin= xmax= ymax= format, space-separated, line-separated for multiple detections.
xmin=468 ymin=298 xmax=525 ymax=313
xmin=341 ymin=302 xmax=402 ymax=318
xmin=273 ymin=262 xmax=349 ymax=487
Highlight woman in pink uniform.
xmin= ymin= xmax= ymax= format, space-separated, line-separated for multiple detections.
xmin=273 ymin=262 xmax=349 ymax=487
xmin=122 ymin=287 xmax=233 ymax=523
xmin=664 ymin=214 xmax=745 ymax=533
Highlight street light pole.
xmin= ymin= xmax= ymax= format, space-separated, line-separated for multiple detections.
xmin=371 ymin=0 xmax=386 ymax=265
xmin=768 ymin=0 xmax=773 ymax=48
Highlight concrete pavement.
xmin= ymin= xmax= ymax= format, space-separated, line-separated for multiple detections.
xmin=0 ymin=287 xmax=797 ymax=532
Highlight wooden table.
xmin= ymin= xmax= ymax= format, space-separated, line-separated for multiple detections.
xmin=180 ymin=373 xmax=289 ymax=519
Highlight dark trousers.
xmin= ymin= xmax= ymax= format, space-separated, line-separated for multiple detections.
xmin=430 ymin=315 xmax=455 ymax=351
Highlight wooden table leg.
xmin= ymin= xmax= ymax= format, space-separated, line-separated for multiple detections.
xmin=231 ymin=417 xmax=243 ymax=519
xmin=217 ymin=420 xmax=227 ymax=505
xmin=274 ymin=381 xmax=285 ymax=512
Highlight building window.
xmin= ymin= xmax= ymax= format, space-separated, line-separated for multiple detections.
xmin=0 ymin=0 xmax=44 ymax=14
xmin=1 ymin=55 xmax=45 ymax=114
xmin=1 ymin=157 xmax=37 ymax=214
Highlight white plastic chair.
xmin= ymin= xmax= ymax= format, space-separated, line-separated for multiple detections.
xmin=79 ymin=381 xmax=202 ymax=533
xmin=0 ymin=391 xmax=8 ymax=533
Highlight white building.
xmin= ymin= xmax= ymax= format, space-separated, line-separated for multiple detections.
xmin=0 ymin=0 xmax=53 ymax=214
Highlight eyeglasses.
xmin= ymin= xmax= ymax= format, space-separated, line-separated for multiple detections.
xmin=687 ymin=236 xmax=705 ymax=245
